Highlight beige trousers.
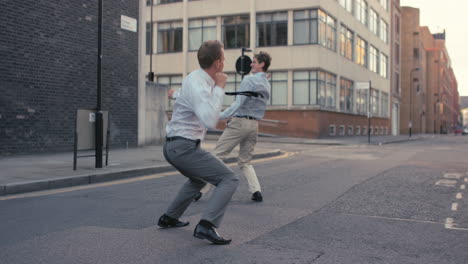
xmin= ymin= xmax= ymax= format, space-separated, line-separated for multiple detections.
xmin=202 ymin=117 xmax=262 ymax=194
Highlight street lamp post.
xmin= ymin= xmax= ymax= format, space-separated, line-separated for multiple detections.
xmin=409 ymin=67 xmax=420 ymax=137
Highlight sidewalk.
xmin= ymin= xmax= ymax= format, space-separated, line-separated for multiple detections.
xmin=0 ymin=134 xmax=427 ymax=196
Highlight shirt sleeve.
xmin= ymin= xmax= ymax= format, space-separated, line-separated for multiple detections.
xmin=172 ymin=89 xmax=180 ymax=100
xmin=190 ymin=82 xmax=224 ymax=129
xmin=219 ymin=77 xmax=252 ymax=120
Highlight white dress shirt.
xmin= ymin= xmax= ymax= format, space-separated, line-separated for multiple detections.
xmin=166 ymin=69 xmax=224 ymax=140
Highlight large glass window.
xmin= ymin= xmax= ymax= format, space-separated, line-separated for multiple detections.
xmin=293 ymin=10 xmax=317 ymax=44
xmin=224 ymin=73 xmax=242 ymax=106
xmin=293 ymin=71 xmax=317 ymax=105
xmin=294 ymin=9 xmax=336 ymax=51
xmin=381 ymin=92 xmax=389 ymax=117
xmin=380 ymin=53 xmax=388 ymax=78
xmin=369 ymin=9 xmax=378 ymax=35
xmin=356 ymin=89 xmax=368 ymax=115
xmin=222 ymin=15 xmax=250 ymax=49
xmin=338 ymin=0 xmax=353 ymax=13
xmin=379 ymin=19 xmax=388 ymax=43
xmin=339 ymin=24 xmax=353 ymax=60
xmin=355 ymin=36 xmax=367 ymax=67
xmin=369 ymin=45 xmax=378 ymax=73
xmin=188 ymin=18 xmax=217 ymax=51
xmin=355 ymin=0 xmax=368 ymax=25
xmin=269 ymin=72 xmax=288 ymax=105
xmin=257 ymin=12 xmax=288 ymax=47
xmin=339 ymin=78 xmax=353 ymax=112
xmin=158 ymin=75 xmax=183 ymax=107
xmin=157 ymin=21 xmax=183 ymax=53
xmin=371 ymin=89 xmax=379 ymax=116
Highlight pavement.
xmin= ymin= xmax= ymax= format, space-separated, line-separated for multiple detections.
xmin=0 ymin=133 xmax=427 ymax=196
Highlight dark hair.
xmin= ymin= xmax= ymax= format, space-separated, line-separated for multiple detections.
xmin=254 ymin=51 xmax=272 ymax=72
xmin=197 ymin=40 xmax=224 ymax=69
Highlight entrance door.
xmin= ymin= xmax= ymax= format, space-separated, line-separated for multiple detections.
xmin=392 ymin=103 xmax=399 ymax=136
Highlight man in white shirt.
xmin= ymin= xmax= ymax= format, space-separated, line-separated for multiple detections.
xmin=157 ymin=40 xmax=238 ymax=245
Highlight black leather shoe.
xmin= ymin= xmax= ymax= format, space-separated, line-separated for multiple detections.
xmin=251 ymin=191 xmax=263 ymax=202
xmin=252 ymin=191 xmax=263 ymax=202
xmin=157 ymin=214 xmax=189 ymax=228
xmin=193 ymin=192 xmax=202 ymax=202
xmin=193 ymin=224 xmax=232 ymax=245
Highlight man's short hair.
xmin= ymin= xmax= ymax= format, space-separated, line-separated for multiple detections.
xmin=197 ymin=40 xmax=224 ymax=69
xmin=254 ymin=51 xmax=272 ymax=72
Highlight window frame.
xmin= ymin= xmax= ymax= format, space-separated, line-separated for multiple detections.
xmin=256 ymin=12 xmax=288 ymax=47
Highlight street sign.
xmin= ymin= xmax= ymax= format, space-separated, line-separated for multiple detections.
xmin=355 ymin=81 xmax=370 ymax=90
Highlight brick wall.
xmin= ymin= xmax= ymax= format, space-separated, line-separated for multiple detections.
xmin=0 ymin=0 xmax=139 ymax=155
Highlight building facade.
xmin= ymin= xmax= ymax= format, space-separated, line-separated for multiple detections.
xmin=390 ymin=0 xmax=401 ymax=135
xmin=1 ymin=0 xmax=140 ymax=155
xmin=142 ymin=0 xmax=392 ymax=138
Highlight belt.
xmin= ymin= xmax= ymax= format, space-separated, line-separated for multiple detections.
xmin=235 ymin=116 xmax=257 ymax=120
xmin=165 ymin=136 xmax=200 ymax=143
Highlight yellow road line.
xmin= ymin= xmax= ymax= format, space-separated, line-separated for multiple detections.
xmin=0 ymin=151 xmax=294 ymax=201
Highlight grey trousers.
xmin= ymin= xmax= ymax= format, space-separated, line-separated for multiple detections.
xmin=163 ymin=138 xmax=239 ymax=227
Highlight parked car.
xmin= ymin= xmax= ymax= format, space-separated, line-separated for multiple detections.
xmin=463 ymin=127 xmax=468 ymax=135
xmin=454 ymin=126 xmax=463 ymax=135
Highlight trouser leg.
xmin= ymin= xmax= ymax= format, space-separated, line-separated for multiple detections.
xmin=163 ymin=140 xmax=239 ymax=227
xmin=238 ymin=120 xmax=261 ymax=193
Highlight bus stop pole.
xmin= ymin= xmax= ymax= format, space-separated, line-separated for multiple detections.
xmin=95 ymin=0 xmax=104 ymax=168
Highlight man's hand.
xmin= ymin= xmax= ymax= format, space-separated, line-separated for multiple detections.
xmin=168 ymin=89 xmax=176 ymax=100
xmin=214 ymin=72 xmax=227 ymax=89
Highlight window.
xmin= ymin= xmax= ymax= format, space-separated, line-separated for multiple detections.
xmin=339 ymin=125 xmax=345 ymax=136
xmin=379 ymin=0 xmax=388 ymax=10
xmin=223 ymin=73 xmax=242 ymax=106
xmin=379 ymin=19 xmax=388 ymax=43
xmin=222 ymin=15 xmax=250 ymax=49
xmin=348 ymin=125 xmax=353 ymax=136
xmin=257 ymin=12 xmax=288 ymax=47
xmin=294 ymin=9 xmax=336 ymax=51
xmin=356 ymin=89 xmax=368 ymax=114
xmin=329 ymin=125 xmax=336 ymax=136
xmin=294 ymin=10 xmax=317 ymax=44
xmin=158 ymin=75 xmax=183 ymax=107
xmin=381 ymin=92 xmax=389 ymax=117
xmin=355 ymin=36 xmax=367 ymax=67
xmin=395 ymin=43 xmax=400 ymax=65
xmin=157 ymin=21 xmax=183 ymax=53
xmin=362 ymin=126 xmax=367 ymax=135
xmin=380 ymin=53 xmax=388 ymax=78
xmin=355 ymin=126 xmax=361 ymax=135
xmin=320 ymin=71 xmax=337 ymax=108
xmin=413 ymin=48 xmax=419 ymax=59
xmin=394 ymin=72 xmax=400 ymax=95
xmin=395 ymin=15 xmax=400 ymax=35
xmin=339 ymin=24 xmax=353 ymax=60
xmin=188 ymin=18 xmax=217 ymax=51
xmin=293 ymin=71 xmax=317 ymax=105
xmin=355 ymin=0 xmax=368 ymax=25
xmin=369 ymin=45 xmax=378 ymax=73
xmin=268 ymin=72 xmax=288 ymax=105
xmin=293 ymin=70 xmax=335 ymax=108
xmin=338 ymin=0 xmax=353 ymax=13
xmin=339 ymin=78 xmax=353 ymax=112
xmin=370 ymin=89 xmax=379 ymax=116
xmin=369 ymin=9 xmax=378 ymax=35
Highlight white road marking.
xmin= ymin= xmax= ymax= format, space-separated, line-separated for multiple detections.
xmin=445 ymin=218 xmax=454 ymax=229
xmin=435 ymin=179 xmax=457 ymax=187
xmin=461 ymin=184 xmax=466 ymax=190
xmin=456 ymin=193 xmax=462 ymax=199
xmin=451 ymin=203 xmax=458 ymax=211
xmin=444 ymin=173 xmax=462 ymax=179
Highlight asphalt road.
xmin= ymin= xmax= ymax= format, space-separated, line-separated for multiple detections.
xmin=1 ymin=135 xmax=467 ymax=263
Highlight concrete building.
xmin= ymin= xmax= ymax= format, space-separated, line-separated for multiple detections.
xmin=141 ymin=0 xmax=392 ymax=138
